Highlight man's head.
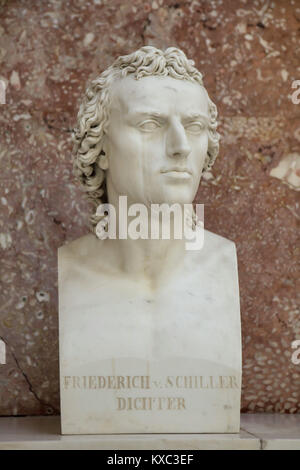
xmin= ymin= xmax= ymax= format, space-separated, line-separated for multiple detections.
xmin=73 ymin=46 xmax=220 ymax=228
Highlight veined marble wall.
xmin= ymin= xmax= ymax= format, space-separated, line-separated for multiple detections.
xmin=0 ymin=0 xmax=299 ymax=416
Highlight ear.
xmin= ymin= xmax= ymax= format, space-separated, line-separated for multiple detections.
xmin=98 ymin=136 xmax=109 ymax=170
xmin=203 ymin=152 xmax=211 ymax=172
xmin=98 ymin=152 xmax=109 ymax=170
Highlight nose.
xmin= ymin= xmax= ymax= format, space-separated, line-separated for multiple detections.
xmin=166 ymin=121 xmax=191 ymax=159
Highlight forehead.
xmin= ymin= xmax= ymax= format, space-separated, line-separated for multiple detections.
xmin=110 ymin=75 xmax=209 ymax=117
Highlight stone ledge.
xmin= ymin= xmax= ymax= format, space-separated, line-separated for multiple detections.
xmin=241 ymin=413 xmax=300 ymax=450
xmin=0 ymin=414 xmax=299 ymax=450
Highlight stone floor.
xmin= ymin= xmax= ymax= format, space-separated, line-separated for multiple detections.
xmin=0 ymin=414 xmax=299 ymax=450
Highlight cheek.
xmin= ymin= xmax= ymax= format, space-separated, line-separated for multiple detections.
xmin=108 ymin=129 xmax=140 ymax=167
xmin=191 ymin=134 xmax=208 ymax=167
xmin=108 ymin=134 xmax=145 ymax=189
xmin=198 ymin=133 xmax=209 ymax=153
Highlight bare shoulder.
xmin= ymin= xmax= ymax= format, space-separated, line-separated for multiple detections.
xmin=185 ymin=229 xmax=238 ymax=273
xmin=58 ymin=233 xmax=97 ymax=262
xmin=58 ymin=234 xmax=120 ymax=278
xmin=203 ymin=229 xmax=237 ymax=253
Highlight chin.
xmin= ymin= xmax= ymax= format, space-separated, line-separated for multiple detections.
xmin=160 ymin=192 xmax=195 ymax=206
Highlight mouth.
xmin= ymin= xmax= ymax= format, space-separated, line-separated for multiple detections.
xmin=160 ymin=168 xmax=192 ymax=180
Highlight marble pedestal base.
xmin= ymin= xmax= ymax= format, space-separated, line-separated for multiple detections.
xmin=2 ymin=415 xmax=300 ymax=450
xmin=58 ymin=231 xmax=242 ymax=434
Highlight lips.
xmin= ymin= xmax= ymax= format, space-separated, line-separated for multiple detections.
xmin=160 ymin=168 xmax=192 ymax=180
xmin=161 ymin=168 xmax=192 ymax=175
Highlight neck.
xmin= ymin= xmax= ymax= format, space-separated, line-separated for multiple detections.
xmin=105 ymin=184 xmax=190 ymax=286
xmin=117 ymin=237 xmax=186 ymax=285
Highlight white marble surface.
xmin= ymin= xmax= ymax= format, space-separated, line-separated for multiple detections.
xmin=59 ymin=48 xmax=241 ymax=435
xmin=0 ymin=416 xmax=259 ymax=450
xmin=59 ymin=230 xmax=241 ymax=434
xmin=1 ymin=414 xmax=300 ymax=450
xmin=241 ymin=414 xmax=300 ymax=450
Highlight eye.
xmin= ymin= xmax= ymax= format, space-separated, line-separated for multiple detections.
xmin=139 ymin=120 xmax=161 ymax=131
xmin=185 ymin=122 xmax=205 ymax=134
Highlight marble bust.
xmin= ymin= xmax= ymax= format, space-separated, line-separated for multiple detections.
xmin=58 ymin=47 xmax=241 ymax=434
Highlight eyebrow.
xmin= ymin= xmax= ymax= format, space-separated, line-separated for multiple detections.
xmin=183 ymin=112 xmax=209 ymax=120
xmin=128 ymin=110 xmax=168 ymax=119
xmin=128 ymin=110 xmax=209 ymax=121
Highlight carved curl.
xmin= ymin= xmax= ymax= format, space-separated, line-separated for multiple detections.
xmin=73 ymin=46 xmax=220 ymax=229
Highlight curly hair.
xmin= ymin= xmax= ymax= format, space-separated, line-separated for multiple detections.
xmin=73 ymin=46 xmax=220 ymax=229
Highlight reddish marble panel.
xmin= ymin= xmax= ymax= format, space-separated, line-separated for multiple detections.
xmin=0 ymin=0 xmax=299 ymax=416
